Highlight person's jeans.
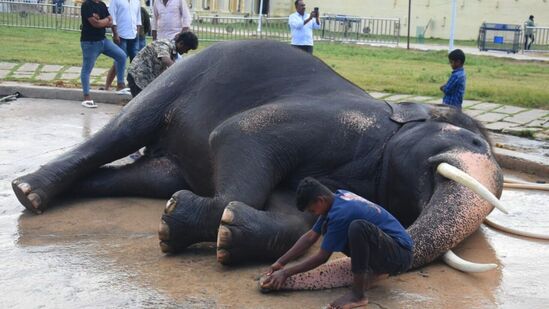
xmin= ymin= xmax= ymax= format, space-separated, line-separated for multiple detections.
xmin=137 ymin=35 xmax=146 ymax=52
xmin=116 ymin=37 xmax=138 ymax=62
xmin=80 ymin=39 xmax=126 ymax=96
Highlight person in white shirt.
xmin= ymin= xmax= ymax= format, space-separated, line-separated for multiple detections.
xmin=152 ymin=0 xmax=192 ymax=41
xmin=288 ymin=0 xmax=320 ymax=54
xmin=104 ymin=0 xmax=141 ymax=92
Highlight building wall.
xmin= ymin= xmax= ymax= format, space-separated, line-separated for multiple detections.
xmin=192 ymin=0 xmax=548 ymax=40
xmin=292 ymin=0 xmax=548 ymax=40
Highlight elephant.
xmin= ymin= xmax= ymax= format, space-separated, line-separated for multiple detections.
xmin=12 ymin=40 xmax=507 ymax=286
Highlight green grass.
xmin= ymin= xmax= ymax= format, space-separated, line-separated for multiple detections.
xmin=314 ymin=43 xmax=549 ymax=109
xmin=1 ymin=27 xmax=548 ymax=109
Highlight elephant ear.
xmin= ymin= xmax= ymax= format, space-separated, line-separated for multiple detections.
xmin=387 ymin=101 xmax=442 ymax=124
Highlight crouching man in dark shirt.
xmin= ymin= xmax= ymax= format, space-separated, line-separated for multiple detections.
xmin=261 ymin=177 xmax=413 ymax=309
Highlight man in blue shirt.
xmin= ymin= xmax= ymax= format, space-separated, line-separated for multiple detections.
xmin=288 ymin=0 xmax=320 ymax=54
xmin=440 ymin=49 xmax=466 ymax=109
xmin=261 ymin=177 xmax=413 ymax=309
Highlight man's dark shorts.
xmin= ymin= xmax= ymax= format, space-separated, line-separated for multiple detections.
xmin=345 ymin=219 xmax=413 ymax=275
xmin=292 ymin=44 xmax=313 ymax=54
xmin=126 ymin=73 xmax=142 ymax=97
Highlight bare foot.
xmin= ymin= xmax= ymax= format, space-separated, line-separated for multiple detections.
xmin=329 ymin=290 xmax=368 ymax=309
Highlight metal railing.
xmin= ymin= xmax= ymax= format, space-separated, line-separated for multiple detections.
xmin=0 ymin=1 xmax=81 ymax=31
xmin=0 ymin=1 xmax=401 ymax=46
xmin=194 ymin=15 xmax=400 ymax=45
xmin=523 ymin=26 xmax=549 ymax=52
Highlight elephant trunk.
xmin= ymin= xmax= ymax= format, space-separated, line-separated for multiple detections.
xmin=408 ymin=151 xmax=503 ymax=269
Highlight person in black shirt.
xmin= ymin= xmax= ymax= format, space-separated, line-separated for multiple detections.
xmin=80 ymin=0 xmax=127 ymax=108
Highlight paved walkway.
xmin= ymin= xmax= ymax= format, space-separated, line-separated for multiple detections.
xmin=0 ymin=61 xmax=548 ymax=141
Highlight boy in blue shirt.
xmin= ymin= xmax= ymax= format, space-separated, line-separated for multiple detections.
xmin=261 ymin=177 xmax=413 ymax=309
xmin=440 ymin=49 xmax=466 ymax=109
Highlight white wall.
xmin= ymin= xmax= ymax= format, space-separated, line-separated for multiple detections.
xmin=292 ymin=0 xmax=548 ymax=40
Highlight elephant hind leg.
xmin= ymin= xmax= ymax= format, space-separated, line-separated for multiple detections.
xmin=71 ymin=156 xmax=190 ymax=198
xmin=216 ymin=200 xmax=312 ymax=265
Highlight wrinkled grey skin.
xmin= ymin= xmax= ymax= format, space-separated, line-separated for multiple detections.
xmin=12 ymin=40 xmax=503 ymax=268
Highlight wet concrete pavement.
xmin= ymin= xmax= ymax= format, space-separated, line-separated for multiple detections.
xmin=1 ymin=98 xmax=548 ymax=308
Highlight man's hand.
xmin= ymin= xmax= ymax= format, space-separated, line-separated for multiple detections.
xmin=181 ymin=26 xmax=190 ymax=32
xmin=440 ymin=84 xmax=445 ymax=92
xmin=152 ymin=30 xmax=157 ymax=41
xmin=113 ymin=33 xmax=120 ymax=45
xmin=265 ymin=261 xmax=284 ymax=276
xmin=261 ymin=269 xmax=289 ymax=290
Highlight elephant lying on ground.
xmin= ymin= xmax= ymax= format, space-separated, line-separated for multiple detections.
xmin=12 ymin=41 xmax=506 ymax=285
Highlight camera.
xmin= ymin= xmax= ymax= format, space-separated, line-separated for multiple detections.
xmin=314 ymin=7 xmax=319 ymax=12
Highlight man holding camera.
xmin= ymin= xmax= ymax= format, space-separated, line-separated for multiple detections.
xmin=288 ymin=0 xmax=320 ymax=54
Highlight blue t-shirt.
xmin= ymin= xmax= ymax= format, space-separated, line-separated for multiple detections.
xmin=442 ymin=67 xmax=466 ymax=108
xmin=312 ymin=190 xmax=413 ymax=253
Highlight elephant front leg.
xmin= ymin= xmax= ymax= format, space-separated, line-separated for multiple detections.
xmin=159 ymin=190 xmax=225 ymax=253
xmin=216 ymin=201 xmax=311 ymax=265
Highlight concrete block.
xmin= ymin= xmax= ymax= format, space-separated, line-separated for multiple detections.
xmin=0 ymin=70 xmax=10 ymax=79
xmin=36 ymin=73 xmax=57 ymax=81
xmin=464 ymin=109 xmax=484 ymax=117
xmin=12 ymin=71 xmax=34 ymax=78
xmin=493 ymin=105 xmax=527 ymax=115
xmin=61 ymin=73 xmax=80 ymax=80
xmin=526 ymin=119 xmax=548 ymax=128
xmin=384 ymin=94 xmax=413 ymax=102
xmin=469 ymin=102 xmax=501 ymax=111
xmin=475 ymin=112 xmax=508 ymax=123
xmin=41 ymin=65 xmax=64 ymax=72
xmin=91 ymin=68 xmax=107 ymax=76
xmin=407 ymin=96 xmax=433 ymax=102
xmin=484 ymin=121 xmax=517 ymax=131
xmin=18 ymin=63 xmax=40 ymax=72
xmin=0 ymin=84 xmax=131 ymax=105
xmin=503 ymin=109 xmax=549 ymax=125
xmin=462 ymin=100 xmax=480 ymax=108
xmin=65 ymin=66 xmax=81 ymax=73
xmin=0 ymin=62 xmax=16 ymax=70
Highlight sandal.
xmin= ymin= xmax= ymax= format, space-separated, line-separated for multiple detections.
xmin=81 ymin=100 xmax=98 ymax=108
xmin=116 ymin=88 xmax=131 ymax=95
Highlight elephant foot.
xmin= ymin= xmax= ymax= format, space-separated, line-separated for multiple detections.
xmin=217 ymin=201 xmax=304 ymax=265
xmin=12 ymin=174 xmax=51 ymax=214
xmin=158 ymin=190 xmax=218 ymax=254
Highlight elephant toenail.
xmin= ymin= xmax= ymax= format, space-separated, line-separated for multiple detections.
xmin=18 ymin=183 xmax=31 ymax=194
xmin=165 ymin=198 xmax=176 ymax=214
xmin=159 ymin=241 xmax=171 ymax=253
xmin=158 ymin=220 xmax=170 ymax=241
xmin=217 ymin=225 xmax=231 ymax=246
xmin=217 ymin=248 xmax=230 ymax=264
xmin=28 ymin=193 xmax=41 ymax=209
xmin=221 ymin=208 xmax=234 ymax=224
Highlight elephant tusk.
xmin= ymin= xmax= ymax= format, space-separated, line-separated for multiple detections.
xmin=503 ymin=177 xmax=531 ymax=184
xmin=484 ymin=217 xmax=549 ymax=240
xmin=503 ymin=182 xmax=549 ymax=191
xmin=442 ymin=250 xmax=497 ymax=273
xmin=437 ymin=163 xmax=509 ymax=214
